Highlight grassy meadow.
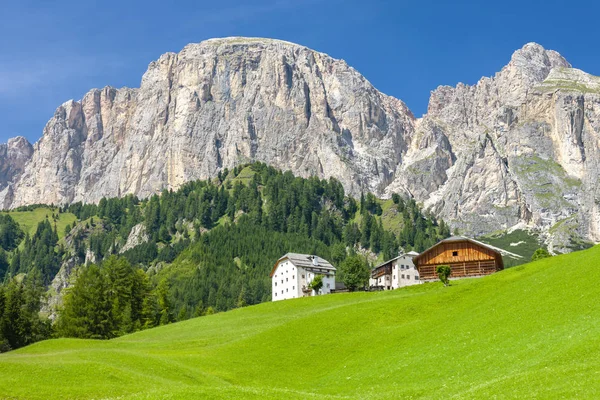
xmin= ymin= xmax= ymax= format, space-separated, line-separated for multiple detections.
xmin=1 ymin=207 xmax=77 ymax=240
xmin=1 ymin=245 xmax=599 ymax=399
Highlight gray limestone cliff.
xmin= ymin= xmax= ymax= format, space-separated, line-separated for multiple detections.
xmin=1 ymin=39 xmax=599 ymax=251
xmin=1 ymin=37 xmax=413 ymax=209
xmin=385 ymin=43 xmax=600 ymax=251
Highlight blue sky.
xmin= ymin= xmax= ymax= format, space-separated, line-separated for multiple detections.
xmin=1 ymin=0 xmax=599 ymax=143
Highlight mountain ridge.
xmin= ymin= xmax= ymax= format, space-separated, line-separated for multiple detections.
xmin=1 ymin=38 xmax=598 ymax=252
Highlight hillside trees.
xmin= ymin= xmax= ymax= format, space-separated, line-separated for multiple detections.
xmin=0 ymin=272 xmax=50 ymax=352
xmin=0 ymin=214 xmax=24 ymax=252
xmin=0 ymin=162 xmax=454 ymax=346
xmin=56 ymin=256 xmax=158 ymax=339
xmin=339 ymin=256 xmax=369 ymax=291
xmin=13 ymin=219 xmax=61 ymax=283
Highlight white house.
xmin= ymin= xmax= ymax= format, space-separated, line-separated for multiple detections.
xmin=369 ymin=251 xmax=421 ymax=290
xmin=270 ymin=253 xmax=336 ymax=302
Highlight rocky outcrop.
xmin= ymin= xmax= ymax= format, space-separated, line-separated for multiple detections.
xmin=0 ymin=39 xmax=599 ymax=251
xmin=120 ymin=223 xmax=149 ymax=253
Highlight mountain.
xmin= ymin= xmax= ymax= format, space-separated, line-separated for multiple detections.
xmin=1 ymin=37 xmax=414 ymax=206
xmin=2 ymin=245 xmax=600 ymax=399
xmin=0 ymin=38 xmax=598 ymax=251
xmin=387 ymin=43 xmax=600 ymax=252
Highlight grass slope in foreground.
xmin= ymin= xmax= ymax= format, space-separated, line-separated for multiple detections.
xmin=1 ymin=246 xmax=600 ymax=399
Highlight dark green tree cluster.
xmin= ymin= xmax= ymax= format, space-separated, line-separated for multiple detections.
xmin=394 ymin=195 xmax=451 ymax=252
xmin=56 ymin=256 xmax=161 ymax=339
xmin=10 ymin=219 xmax=61 ymax=283
xmin=338 ymin=255 xmax=370 ymax=291
xmin=0 ymin=214 xmax=24 ymax=253
xmin=0 ymin=272 xmax=50 ymax=352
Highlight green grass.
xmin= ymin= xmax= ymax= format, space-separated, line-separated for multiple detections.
xmin=229 ymin=166 xmax=256 ymax=185
xmin=1 ymin=207 xmax=77 ymax=240
xmin=2 ymin=246 xmax=600 ymax=399
xmin=380 ymin=198 xmax=403 ymax=235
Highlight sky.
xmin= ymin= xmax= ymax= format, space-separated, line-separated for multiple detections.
xmin=1 ymin=0 xmax=600 ymax=143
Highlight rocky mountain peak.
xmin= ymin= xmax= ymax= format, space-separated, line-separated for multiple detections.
xmin=0 ymin=39 xmax=598 ymax=252
xmin=0 ymin=36 xmax=415 ymax=208
xmin=505 ymin=42 xmax=571 ymax=85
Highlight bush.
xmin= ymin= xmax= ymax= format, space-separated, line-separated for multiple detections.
xmin=531 ymin=248 xmax=551 ymax=262
xmin=436 ymin=265 xmax=452 ymax=286
xmin=309 ymin=275 xmax=324 ymax=295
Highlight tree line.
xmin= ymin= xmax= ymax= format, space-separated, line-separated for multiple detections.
xmin=0 ymin=162 xmax=452 ymax=349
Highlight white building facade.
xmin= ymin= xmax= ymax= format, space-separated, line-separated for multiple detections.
xmin=369 ymin=251 xmax=421 ymax=290
xmin=270 ymin=253 xmax=336 ymax=302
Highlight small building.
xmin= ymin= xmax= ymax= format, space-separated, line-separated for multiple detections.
xmin=369 ymin=251 xmax=421 ymax=290
xmin=270 ymin=253 xmax=336 ymax=302
xmin=414 ymin=236 xmax=508 ymax=280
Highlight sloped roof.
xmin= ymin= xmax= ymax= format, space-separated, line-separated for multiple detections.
xmin=269 ymin=253 xmax=336 ymax=277
xmin=413 ymin=236 xmax=522 ymax=264
xmin=374 ymin=251 xmax=420 ymax=270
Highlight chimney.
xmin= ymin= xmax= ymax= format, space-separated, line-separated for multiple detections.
xmin=312 ymin=256 xmax=319 ymax=266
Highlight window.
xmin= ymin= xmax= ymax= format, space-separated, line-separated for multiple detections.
xmin=452 ymin=251 xmax=458 ymax=257
xmin=293 ymin=275 xmax=295 ymax=279
xmin=286 ymin=278 xmax=288 ymax=282
xmin=326 ymin=283 xmax=330 ymax=288
xmin=293 ymin=286 xmax=295 ymax=290
xmin=286 ymin=288 xmax=288 ymax=292
xmin=393 ymin=275 xmax=395 ymax=279
xmin=281 ymin=280 xmax=283 ymax=284
xmin=275 ymin=282 xmax=277 ymax=287
xmin=415 ymin=276 xmax=419 ymax=281
xmin=302 ymin=274 xmax=305 ymax=279
xmin=401 ymin=274 xmax=405 ymax=279
xmin=275 ymin=293 xmax=277 ymax=297
xmin=281 ymin=290 xmax=283 ymax=294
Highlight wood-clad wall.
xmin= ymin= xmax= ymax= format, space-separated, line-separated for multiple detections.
xmin=415 ymin=240 xmax=502 ymax=280
xmin=417 ymin=241 xmax=496 ymax=265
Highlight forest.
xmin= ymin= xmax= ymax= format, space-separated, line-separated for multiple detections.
xmin=0 ymin=163 xmax=450 ymax=351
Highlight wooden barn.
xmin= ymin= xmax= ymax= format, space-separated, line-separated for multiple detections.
xmin=413 ymin=236 xmax=505 ymax=280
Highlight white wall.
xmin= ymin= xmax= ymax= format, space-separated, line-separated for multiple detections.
xmin=271 ymin=260 xmax=301 ymax=302
xmin=393 ymin=256 xmax=421 ymax=288
xmin=273 ymin=261 xmax=335 ymax=301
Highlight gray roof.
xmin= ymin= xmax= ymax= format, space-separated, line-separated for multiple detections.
xmin=278 ymin=253 xmax=336 ymax=271
xmin=374 ymin=251 xmax=420 ymax=269
xmin=441 ymin=235 xmax=470 ymax=242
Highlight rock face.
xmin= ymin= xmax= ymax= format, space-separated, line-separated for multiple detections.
xmin=386 ymin=43 xmax=600 ymax=251
xmin=3 ymin=38 xmax=413 ymax=208
xmin=0 ymin=136 xmax=34 ymax=207
xmin=1 ymin=38 xmax=599 ymax=251
xmin=120 ymin=223 xmax=149 ymax=253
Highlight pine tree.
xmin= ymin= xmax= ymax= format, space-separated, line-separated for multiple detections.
xmin=157 ymin=279 xmax=172 ymax=325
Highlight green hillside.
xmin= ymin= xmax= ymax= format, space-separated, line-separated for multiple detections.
xmin=1 ymin=206 xmax=76 ymax=240
xmin=1 ymin=245 xmax=599 ymax=399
